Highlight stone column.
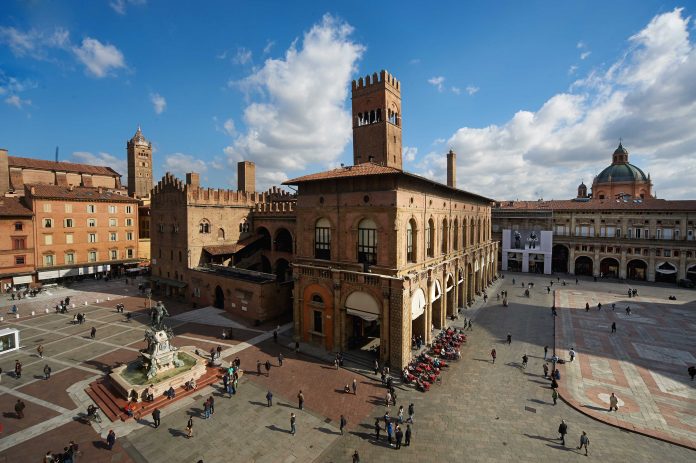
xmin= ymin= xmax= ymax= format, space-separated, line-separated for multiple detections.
xmin=678 ymin=251 xmax=687 ymax=281
xmin=382 ymin=290 xmax=391 ymax=365
xmin=619 ymin=249 xmax=627 ymax=279
xmin=648 ymin=249 xmax=656 ymax=282
xmin=293 ymin=277 xmax=302 ymax=341
xmin=334 ymin=281 xmax=342 ymax=353
xmin=593 ymin=246 xmax=600 ymax=276
xmin=569 ymin=246 xmax=576 ymax=275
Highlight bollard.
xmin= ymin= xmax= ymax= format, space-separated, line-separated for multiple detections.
xmin=72 ymin=303 xmax=75 ymax=308
xmin=84 ymin=301 xmax=88 ymax=306
xmin=15 ymin=313 xmax=19 ymax=319
xmin=31 ymin=310 xmax=35 ymax=317
xmin=107 ymin=297 xmax=111 ymax=301
xmin=0 ymin=316 xmax=4 ymax=322
xmin=95 ymin=299 xmax=99 ymax=304
xmin=45 ymin=308 xmax=50 ymax=314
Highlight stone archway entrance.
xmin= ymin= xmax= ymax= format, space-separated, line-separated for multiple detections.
xmin=214 ymin=285 xmax=224 ymax=309
xmin=627 ymin=259 xmax=647 ymax=281
xmin=411 ymin=288 xmax=427 ymax=344
xmin=574 ymin=256 xmax=593 ymax=276
xmin=457 ymin=269 xmax=465 ymax=311
xmin=600 ymin=258 xmax=619 ymax=278
xmin=467 ymin=264 xmax=474 ymax=305
xmin=431 ymin=279 xmax=443 ymax=329
xmin=345 ymin=291 xmax=381 ymax=351
xmin=688 ymin=264 xmax=696 ymax=284
xmin=445 ymin=274 xmax=456 ymax=318
xmin=552 ymin=245 xmax=569 ymax=273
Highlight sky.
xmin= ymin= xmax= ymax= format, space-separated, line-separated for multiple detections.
xmin=1 ymin=1 xmax=696 ymax=200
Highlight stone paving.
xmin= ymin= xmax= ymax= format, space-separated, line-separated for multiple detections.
xmin=1 ymin=275 xmax=695 ymax=462
xmin=556 ymin=287 xmax=696 ymax=448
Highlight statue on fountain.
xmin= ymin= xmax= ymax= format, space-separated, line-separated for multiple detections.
xmin=150 ymin=301 xmax=170 ymax=330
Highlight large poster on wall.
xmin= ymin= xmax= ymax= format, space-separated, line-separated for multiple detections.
xmin=509 ymin=229 xmax=545 ymax=250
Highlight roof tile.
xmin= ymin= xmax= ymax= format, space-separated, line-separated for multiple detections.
xmin=8 ymin=156 xmax=121 ymax=177
xmin=25 ymin=184 xmax=137 ymax=202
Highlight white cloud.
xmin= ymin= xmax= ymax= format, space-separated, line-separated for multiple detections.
xmin=451 ymin=86 xmax=461 ymax=95
xmin=0 ymin=26 xmax=70 ymax=59
xmin=150 ymin=92 xmax=166 ymax=114
xmin=70 ymin=151 xmax=127 ymax=178
xmin=5 ymin=95 xmax=31 ymax=108
xmin=465 ymin=85 xmax=479 ymax=95
xmin=403 ymin=146 xmax=418 ymax=162
xmin=577 ymin=41 xmax=586 ymax=49
xmin=72 ymin=37 xmax=126 ymax=77
xmin=233 ymin=47 xmax=252 ymax=65
xmin=222 ymin=118 xmax=236 ymax=136
xmin=568 ymin=65 xmax=579 ymax=75
xmin=415 ymin=8 xmax=696 ymax=200
xmin=163 ymin=153 xmax=208 ymax=175
xmin=263 ymin=40 xmax=275 ymax=54
xmin=109 ymin=0 xmax=147 ymax=15
xmin=223 ymin=14 xmax=365 ymax=191
xmin=428 ymin=76 xmax=445 ymax=91
xmin=580 ymin=51 xmax=591 ymax=60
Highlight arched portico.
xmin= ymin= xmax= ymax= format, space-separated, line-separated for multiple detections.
xmin=627 ymin=259 xmax=647 ymax=281
xmin=574 ymin=256 xmax=593 ymax=276
xmin=430 ymin=279 xmax=443 ymax=329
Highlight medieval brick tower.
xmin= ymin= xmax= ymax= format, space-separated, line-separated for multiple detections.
xmin=127 ymin=126 xmax=153 ymax=198
xmin=351 ymin=70 xmax=403 ymax=170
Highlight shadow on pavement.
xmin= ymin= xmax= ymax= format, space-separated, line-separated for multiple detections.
xmin=266 ymin=424 xmax=291 ymax=434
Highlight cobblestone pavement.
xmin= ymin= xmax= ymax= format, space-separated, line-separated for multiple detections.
xmin=316 ymin=274 xmax=695 ymax=463
xmin=1 ymin=275 xmax=695 ymax=462
xmin=556 ymin=287 xmax=696 ymax=448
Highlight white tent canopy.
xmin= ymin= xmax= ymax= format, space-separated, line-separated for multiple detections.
xmin=346 ymin=291 xmax=380 ymax=322
xmin=431 ymin=279 xmax=442 ymax=301
xmin=656 ymin=261 xmax=678 ymax=274
xmin=411 ymin=288 xmax=426 ymax=321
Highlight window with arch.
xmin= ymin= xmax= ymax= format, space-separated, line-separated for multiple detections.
xmin=357 ymin=218 xmax=377 ymax=264
xmin=311 ymin=294 xmax=324 ymax=306
xmin=199 ymin=220 xmax=210 ymax=234
xmin=441 ymin=218 xmax=449 ymax=254
xmin=426 ymin=219 xmax=435 ymax=258
xmin=314 ymin=218 xmax=331 ymax=260
xmin=406 ymin=219 xmax=417 ymax=263
xmin=470 ymin=220 xmax=476 ymax=246
xmin=218 ymin=228 xmax=225 ymax=240
xmin=453 ymin=218 xmax=459 ymax=250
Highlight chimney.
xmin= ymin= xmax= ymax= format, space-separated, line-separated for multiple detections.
xmin=237 ymin=161 xmax=255 ymax=193
xmin=0 ymin=148 xmax=9 ymax=194
xmin=186 ymin=172 xmax=200 ymax=188
xmin=447 ymin=149 xmax=456 ymax=188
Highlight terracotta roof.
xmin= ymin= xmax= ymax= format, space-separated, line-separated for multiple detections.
xmin=495 ymin=198 xmax=696 ymax=212
xmin=0 ymin=197 xmax=33 ymax=217
xmin=25 ymin=184 xmax=137 ymax=202
xmin=203 ymin=235 xmax=263 ymax=256
xmin=284 ymin=163 xmax=401 ymax=183
xmin=284 ymin=162 xmax=494 ymax=203
xmin=8 ymin=156 xmax=122 ymax=177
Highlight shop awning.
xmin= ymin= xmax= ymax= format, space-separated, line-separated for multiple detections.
xmin=12 ymin=275 xmax=32 ymax=285
xmin=150 ymin=276 xmax=187 ymax=288
xmin=345 ymin=291 xmax=380 ymax=322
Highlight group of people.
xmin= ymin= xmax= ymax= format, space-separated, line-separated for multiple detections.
xmin=55 ymin=297 xmax=71 ymax=313
xmin=221 ymin=357 xmax=242 ymax=396
xmin=375 ymin=403 xmax=414 ymax=449
xmin=70 ymin=312 xmax=87 ymax=324
xmin=42 ymin=440 xmax=80 ymax=462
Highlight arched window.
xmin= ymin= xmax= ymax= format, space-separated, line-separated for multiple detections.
xmin=441 ymin=218 xmax=448 ymax=254
xmin=470 ymin=219 xmax=476 ymax=246
xmin=311 ymin=294 xmax=324 ymax=305
xmin=406 ymin=219 xmax=417 ymax=263
xmin=218 ymin=228 xmax=225 ymax=240
xmin=199 ymin=219 xmax=210 ymax=234
xmin=315 ymin=218 xmax=331 ymax=260
xmin=357 ymin=218 xmax=377 ymax=264
xmin=426 ymin=219 xmax=435 ymax=258
xmin=453 ymin=218 xmax=459 ymax=250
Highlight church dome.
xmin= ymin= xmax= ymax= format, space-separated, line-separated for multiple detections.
xmin=595 ymin=163 xmax=648 ymax=183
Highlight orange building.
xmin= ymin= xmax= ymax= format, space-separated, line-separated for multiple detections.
xmin=0 ymin=197 xmax=35 ymax=292
xmin=24 ymin=184 xmax=140 ymax=282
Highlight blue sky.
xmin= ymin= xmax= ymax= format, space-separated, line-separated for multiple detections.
xmin=1 ymin=1 xmax=696 ymax=199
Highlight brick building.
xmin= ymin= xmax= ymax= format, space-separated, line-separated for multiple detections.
xmin=24 ymin=184 xmax=140 ymax=282
xmin=286 ymin=70 xmax=497 ymax=368
xmin=493 ymin=144 xmax=696 ymax=284
xmin=0 ymin=198 xmax=35 ymax=291
xmin=125 ymin=127 xmax=153 ymax=262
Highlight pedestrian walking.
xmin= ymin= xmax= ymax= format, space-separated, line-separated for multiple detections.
xmin=395 ymin=425 xmax=403 ymax=449
xmin=585 ymin=302 xmax=590 ymax=312
xmin=340 ymin=414 xmax=347 ymax=435
xmin=507 ymin=333 xmax=512 ymax=345
xmin=522 ymin=354 xmax=528 ymax=369
xmin=569 ymin=348 xmax=576 ymax=362
xmin=152 ymin=407 xmax=161 ymax=428
xmin=374 ymin=359 xmax=379 ymax=375
xmin=203 ymin=398 xmax=211 ymax=419
xmin=552 ymin=389 xmax=558 ymax=405
xmin=106 ymin=429 xmax=116 ymax=450
xmin=608 ymin=392 xmax=619 ymax=412
xmin=577 ymin=431 xmax=590 ymax=455
xmin=265 ymin=360 xmax=271 ymax=376
xmin=273 ymin=330 xmax=278 ymax=343
xmin=385 ymin=391 xmax=392 ymax=407
xmin=611 ymin=322 xmax=616 ymax=333
xmin=209 ymin=395 xmax=215 ymax=415
xmin=597 ymin=302 xmax=602 ymax=311
xmin=405 ymin=423 xmax=412 ymax=446
xmin=43 ymin=364 xmax=51 ymax=380
xmin=186 ymin=416 xmax=193 ymax=438
xmin=295 ymin=341 xmax=300 ymax=353
xmin=544 ymin=345 xmax=548 ymax=360
xmin=374 ymin=418 xmax=381 ymax=440
xmin=407 ymin=403 xmax=414 ymax=423
xmin=467 ymin=319 xmax=472 ymax=330
xmin=558 ymin=419 xmax=568 ymax=446
xmin=278 ymin=353 xmax=283 ymax=366
xmin=543 ymin=363 xmax=549 ymax=378
xmin=352 ymin=378 xmax=357 ymax=395
xmin=290 ymin=413 xmax=296 ymax=435
xmin=689 ymin=365 xmax=696 ymax=381
xmin=611 ymin=303 xmax=616 ymax=311
xmin=386 ymin=421 xmax=393 ymax=445
xmin=15 ymin=359 xmax=22 ymax=378
xmin=266 ymin=390 xmax=273 ymax=407
xmin=37 ymin=344 xmax=44 ymax=358
xmin=14 ymin=399 xmax=25 ymax=418
xmin=353 ymin=450 xmax=360 ymax=463
xmin=297 ymin=390 xmax=304 ymax=410
xmin=90 ymin=327 xmax=96 ymax=339
xmin=491 ymin=348 xmax=497 ymax=364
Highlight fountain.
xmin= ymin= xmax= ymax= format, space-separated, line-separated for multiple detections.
xmin=109 ymin=301 xmax=207 ymax=401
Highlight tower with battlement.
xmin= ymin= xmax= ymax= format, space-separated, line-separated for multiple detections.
xmin=351 ymin=70 xmax=403 ymax=170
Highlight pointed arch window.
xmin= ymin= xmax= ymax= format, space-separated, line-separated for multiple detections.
xmin=441 ymin=218 xmax=449 ymax=254
xmin=426 ymin=219 xmax=435 ymax=258
xmin=406 ymin=219 xmax=417 ymax=263
xmin=199 ymin=219 xmax=210 ymax=234
xmin=453 ymin=218 xmax=459 ymax=250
